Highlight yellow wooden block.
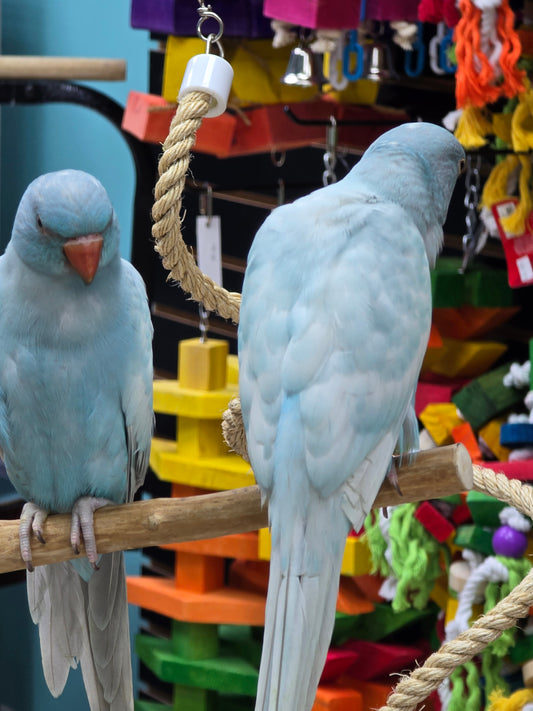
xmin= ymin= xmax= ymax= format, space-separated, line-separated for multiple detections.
xmin=153 ymin=380 xmax=238 ymax=419
xmin=227 ymin=354 xmax=239 ymax=386
xmin=177 ymin=417 xmax=228 ymax=458
xmin=478 ymin=418 xmax=511 ymax=461
xmin=445 ymin=596 xmax=483 ymax=627
xmin=422 ymin=338 xmax=507 ymax=378
xmin=150 ymin=437 xmax=254 ymax=490
xmin=419 ymin=403 xmax=464 ymax=446
xmin=258 ymin=528 xmax=372 ymax=576
xmin=163 ymin=37 xmax=317 ymax=106
xmin=430 ymin=573 xmax=449 ymax=610
xmin=178 ymin=338 xmax=228 ymax=391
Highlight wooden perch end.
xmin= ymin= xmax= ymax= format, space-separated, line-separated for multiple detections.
xmin=0 ymin=444 xmax=472 ymax=575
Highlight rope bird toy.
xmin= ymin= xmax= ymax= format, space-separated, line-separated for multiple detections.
xmin=150 ymin=8 xmax=533 ymax=710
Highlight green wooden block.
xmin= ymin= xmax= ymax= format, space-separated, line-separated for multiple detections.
xmin=218 ymin=626 xmax=262 ymax=669
xmin=431 ymin=258 xmax=465 ymax=307
xmin=454 ymin=524 xmax=494 ymax=556
xmin=509 ymin=633 xmax=533 ymax=665
xmin=171 ymin=621 xmax=219 ymax=661
xmin=172 ymin=684 xmax=216 ymax=711
xmin=135 ymin=702 xmax=168 ymax=711
xmin=136 ymin=634 xmax=258 ymax=696
xmin=332 ymin=603 xmax=439 ymax=646
xmin=464 ymin=267 xmax=514 ymax=307
xmin=466 ymin=491 xmax=506 ymax=528
xmin=452 ymin=363 xmax=527 ymax=430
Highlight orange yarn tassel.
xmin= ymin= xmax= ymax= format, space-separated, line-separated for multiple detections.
xmin=455 ymin=0 xmax=526 ymax=109
xmin=497 ymin=0 xmax=527 ymax=99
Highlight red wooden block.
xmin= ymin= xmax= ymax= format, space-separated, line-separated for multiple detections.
xmin=480 ymin=459 xmax=533 ymax=481
xmin=415 ymin=381 xmax=455 ymax=416
xmin=340 ymin=640 xmax=426 ymax=681
xmin=451 ymin=502 xmax=472 ymax=526
xmin=321 ymin=649 xmax=360 ymax=683
xmin=415 ymin=501 xmax=455 ymax=543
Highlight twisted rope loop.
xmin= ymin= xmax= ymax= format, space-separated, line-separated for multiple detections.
xmin=153 ymin=92 xmax=533 ymax=711
xmin=151 ymin=90 xmax=241 ymax=323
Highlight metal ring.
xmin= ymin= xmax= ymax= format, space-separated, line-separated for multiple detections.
xmin=197 ymin=9 xmax=224 ymax=44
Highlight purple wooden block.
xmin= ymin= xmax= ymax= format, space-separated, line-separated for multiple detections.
xmin=131 ymin=0 xmax=273 ymax=37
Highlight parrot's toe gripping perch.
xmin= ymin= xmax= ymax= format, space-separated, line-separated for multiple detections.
xmin=19 ymin=502 xmax=49 ymax=571
xmin=70 ymin=496 xmax=114 ymax=568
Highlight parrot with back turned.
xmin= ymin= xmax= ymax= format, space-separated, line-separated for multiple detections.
xmin=238 ymin=122 xmax=465 ymax=711
xmin=0 ymin=170 xmax=153 ymax=710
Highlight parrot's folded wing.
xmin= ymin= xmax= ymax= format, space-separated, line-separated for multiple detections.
xmin=119 ymin=261 xmax=153 ymax=502
xmin=239 ymin=195 xmax=432 ymax=526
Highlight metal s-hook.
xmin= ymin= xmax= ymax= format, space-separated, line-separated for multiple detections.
xmin=322 ymin=116 xmax=338 ymax=186
xmin=197 ymin=1 xmax=225 ymax=57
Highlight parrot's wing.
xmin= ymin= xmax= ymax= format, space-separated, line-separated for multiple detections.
xmin=119 ymin=261 xmax=153 ymax=502
xmin=239 ymin=192 xmax=431 ymax=528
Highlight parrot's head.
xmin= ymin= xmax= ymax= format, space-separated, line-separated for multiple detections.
xmin=355 ymin=122 xmax=465 ymax=266
xmin=10 ymin=169 xmax=120 ymax=284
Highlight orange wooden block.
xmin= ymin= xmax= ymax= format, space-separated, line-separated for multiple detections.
xmin=121 ymin=90 xmax=174 ymax=143
xmin=433 ymin=305 xmax=520 ymax=339
xmin=228 ymin=559 xmax=270 ymax=596
xmin=172 ymin=483 xmax=215 ymax=497
xmin=175 ymin=551 xmax=225 ymax=593
xmin=127 ymin=576 xmax=266 ymax=625
xmin=340 ymin=678 xmax=393 ymax=708
xmin=352 ymin=574 xmax=385 ymax=604
xmin=337 ymin=577 xmax=375 ymax=616
xmin=312 ymin=685 xmax=363 ymax=711
xmin=165 ymin=531 xmax=260 ymax=560
xmin=452 ymin=421 xmax=482 ymax=461
xmin=427 ymin=323 xmax=443 ymax=349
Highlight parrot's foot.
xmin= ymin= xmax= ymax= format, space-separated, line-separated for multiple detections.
xmin=70 ymin=496 xmax=114 ymax=568
xmin=387 ymin=459 xmax=403 ymax=497
xmin=20 ymin=502 xmax=49 ymax=572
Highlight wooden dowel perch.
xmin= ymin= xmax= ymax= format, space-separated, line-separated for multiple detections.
xmin=0 ymin=56 xmax=126 ymax=81
xmin=0 ymin=444 xmax=472 ymax=575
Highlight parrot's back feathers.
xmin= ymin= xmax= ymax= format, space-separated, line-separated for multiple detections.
xmin=239 ymin=123 xmax=464 ymax=711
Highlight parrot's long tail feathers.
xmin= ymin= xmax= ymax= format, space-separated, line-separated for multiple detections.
xmin=27 ymin=551 xmax=133 ymax=711
xmin=27 ymin=560 xmax=84 ymax=697
xmin=255 ymin=515 xmax=347 ymax=711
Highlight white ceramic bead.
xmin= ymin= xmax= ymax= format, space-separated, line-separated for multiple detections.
xmin=178 ymin=53 xmax=234 ymax=118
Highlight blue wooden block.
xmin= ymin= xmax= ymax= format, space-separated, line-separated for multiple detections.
xmin=500 ymin=422 xmax=533 ymax=448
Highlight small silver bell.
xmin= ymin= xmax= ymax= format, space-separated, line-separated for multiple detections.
xmin=363 ymin=41 xmax=394 ymax=82
xmin=281 ymin=43 xmax=319 ymax=87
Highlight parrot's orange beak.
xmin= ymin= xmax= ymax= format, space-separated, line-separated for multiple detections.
xmin=63 ymin=234 xmax=103 ymax=285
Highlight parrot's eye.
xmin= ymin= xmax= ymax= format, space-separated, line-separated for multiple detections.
xmin=458 ymin=159 xmax=466 ymax=175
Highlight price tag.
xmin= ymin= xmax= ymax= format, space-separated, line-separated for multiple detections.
xmin=492 ymin=199 xmax=533 ymax=288
xmin=196 ymin=215 xmax=222 ymax=286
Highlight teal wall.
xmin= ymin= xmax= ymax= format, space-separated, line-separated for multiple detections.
xmin=0 ymin=2 xmax=150 ymax=709
xmin=1 ymin=0 xmax=151 ymax=257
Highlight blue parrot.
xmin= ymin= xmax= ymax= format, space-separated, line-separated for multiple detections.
xmin=238 ymin=123 xmax=464 ymax=711
xmin=0 ymin=170 xmax=153 ymax=710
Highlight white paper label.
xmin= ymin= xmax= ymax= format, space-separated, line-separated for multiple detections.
xmin=196 ymin=215 xmax=222 ymax=286
xmin=516 ymin=255 xmax=533 ymax=283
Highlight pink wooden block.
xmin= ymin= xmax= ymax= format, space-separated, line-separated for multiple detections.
xmin=263 ymin=0 xmax=361 ymax=29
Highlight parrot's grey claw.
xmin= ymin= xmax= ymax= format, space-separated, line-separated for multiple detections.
xmin=387 ymin=460 xmax=403 ymax=497
xmin=19 ymin=502 xmax=49 ymax=569
xmin=70 ymin=495 xmax=113 ymax=565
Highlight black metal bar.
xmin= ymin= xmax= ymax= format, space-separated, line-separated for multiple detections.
xmin=0 ymin=79 xmax=159 ymax=298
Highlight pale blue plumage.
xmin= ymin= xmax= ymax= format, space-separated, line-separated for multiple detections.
xmin=238 ymin=123 xmax=464 ymax=711
xmin=0 ymin=170 xmax=153 ymax=710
